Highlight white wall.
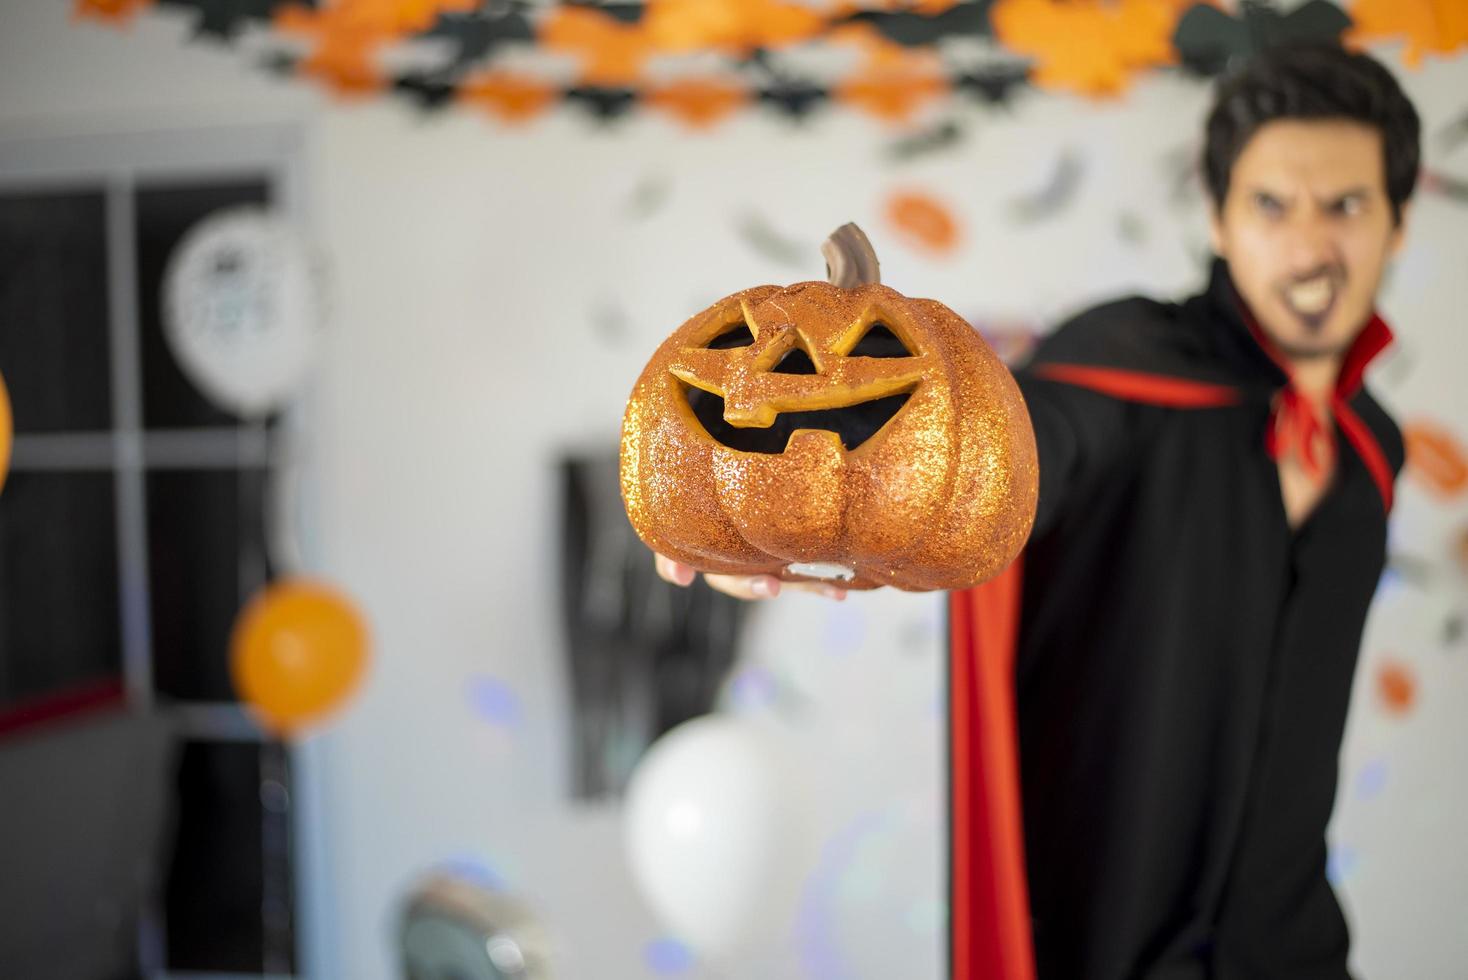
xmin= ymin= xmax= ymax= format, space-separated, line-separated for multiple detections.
xmin=3 ymin=3 xmax=1466 ymax=977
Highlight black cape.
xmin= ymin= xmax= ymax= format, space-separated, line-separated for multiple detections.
xmin=949 ymin=259 xmax=1403 ymax=980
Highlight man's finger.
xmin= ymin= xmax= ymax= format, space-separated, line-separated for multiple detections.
xmin=703 ymin=573 xmax=782 ymax=600
xmin=654 ymin=553 xmax=696 ymax=587
xmin=785 ymin=580 xmax=848 ymax=601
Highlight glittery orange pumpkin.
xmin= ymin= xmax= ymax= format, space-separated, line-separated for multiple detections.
xmin=620 ymin=225 xmax=1037 ymax=592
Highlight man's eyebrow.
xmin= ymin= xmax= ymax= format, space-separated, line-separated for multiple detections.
xmin=1319 ymin=186 xmax=1372 ymax=202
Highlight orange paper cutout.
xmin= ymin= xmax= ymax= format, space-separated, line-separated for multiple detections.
xmin=274 ymin=0 xmax=478 ymax=98
xmin=644 ymin=0 xmax=826 ymax=54
xmin=540 ymin=6 xmax=657 ymax=86
xmin=646 ymin=78 xmax=749 ymax=128
xmin=830 ymin=23 xmax=949 ymax=122
xmin=73 ymin=0 xmax=153 ymax=25
xmin=1376 ymin=659 xmax=1417 ymax=717
xmin=1404 ymin=420 xmax=1468 ymax=499
xmin=1346 ymin=0 xmax=1468 ymax=68
xmin=458 ymin=70 xmax=558 ymax=123
xmin=885 ymin=189 xmax=962 ymax=254
xmin=990 ymin=0 xmax=1186 ymax=97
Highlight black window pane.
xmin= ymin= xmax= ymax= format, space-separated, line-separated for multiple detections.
xmin=0 ymin=471 xmax=122 ymax=710
xmin=136 ymin=180 xmax=271 ymax=428
xmin=164 ymin=739 xmax=295 ymax=972
xmin=0 ymin=189 xmax=113 ymax=433
xmin=147 ymin=468 xmax=270 ymax=701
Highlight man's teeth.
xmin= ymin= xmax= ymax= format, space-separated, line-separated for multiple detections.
xmin=1287 ymin=278 xmax=1335 ymax=315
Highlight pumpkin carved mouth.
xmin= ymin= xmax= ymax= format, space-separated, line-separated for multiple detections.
xmin=683 ymin=383 xmax=915 ymax=454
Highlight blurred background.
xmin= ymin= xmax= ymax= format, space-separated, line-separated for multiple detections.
xmin=0 ymin=1 xmax=1464 ymax=978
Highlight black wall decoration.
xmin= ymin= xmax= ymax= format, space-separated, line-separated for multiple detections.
xmin=559 ymin=455 xmax=748 ymax=800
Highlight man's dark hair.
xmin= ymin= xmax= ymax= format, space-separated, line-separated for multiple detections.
xmin=1202 ymin=42 xmax=1421 ymax=224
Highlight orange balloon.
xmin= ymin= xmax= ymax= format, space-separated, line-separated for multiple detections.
xmin=230 ymin=580 xmax=369 ymax=735
xmin=0 ymin=368 xmax=11 ymax=495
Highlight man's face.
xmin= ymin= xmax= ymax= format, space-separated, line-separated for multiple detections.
xmin=1209 ymin=119 xmax=1407 ymax=360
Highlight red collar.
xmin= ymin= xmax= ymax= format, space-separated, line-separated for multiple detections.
xmin=1232 ymin=289 xmax=1395 ymax=400
xmin=1231 ymin=289 xmax=1395 ymax=502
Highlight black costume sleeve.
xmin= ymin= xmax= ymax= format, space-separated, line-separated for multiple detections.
xmin=1014 ymin=373 xmax=1144 ymax=539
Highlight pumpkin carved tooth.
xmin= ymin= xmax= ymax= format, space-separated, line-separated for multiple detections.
xmin=620 ymin=223 xmax=1038 ymax=591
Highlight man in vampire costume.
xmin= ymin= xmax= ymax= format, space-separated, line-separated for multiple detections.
xmin=655 ymin=42 xmax=1421 ymax=980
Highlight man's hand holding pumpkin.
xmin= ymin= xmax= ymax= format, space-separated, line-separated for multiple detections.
xmin=653 ymin=552 xmax=847 ymax=601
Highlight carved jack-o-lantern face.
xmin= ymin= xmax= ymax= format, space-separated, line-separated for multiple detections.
xmin=620 ymin=235 xmax=1037 ymax=592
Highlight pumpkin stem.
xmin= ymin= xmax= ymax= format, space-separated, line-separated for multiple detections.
xmin=822 ymin=223 xmax=881 ymax=288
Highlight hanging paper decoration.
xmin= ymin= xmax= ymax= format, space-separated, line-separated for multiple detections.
xmin=1403 ymin=420 xmax=1468 ymax=499
xmin=73 ymin=0 xmax=153 ymax=26
xmin=991 ymin=0 xmax=1188 ymax=97
xmin=1374 ymin=658 xmax=1418 ymax=716
xmin=457 ymin=69 xmax=559 ymax=123
xmin=644 ymin=77 xmax=748 ymax=128
xmin=830 ymin=23 xmax=950 ymax=122
xmin=642 ymin=0 xmax=827 ymax=55
xmin=1346 ymin=0 xmax=1468 ymax=68
xmin=0 ymin=368 xmax=11 ymax=496
xmin=541 ymin=5 xmax=658 ymax=86
xmin=884 ymin=188 xmax=962 ymax=255
xmin=1173 ymin=1 xmax=1353 ymax=77
xmin=230 ymin=579 xmax=370 ymax=735
xmin=71 ymin=1 xmax=1448 ymax=128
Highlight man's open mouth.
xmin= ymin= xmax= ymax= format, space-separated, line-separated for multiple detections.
xmin=1280 ymin=272 xmax=1342 ymax=330
xmin=683 ymin=385 xmax=914 ymax=454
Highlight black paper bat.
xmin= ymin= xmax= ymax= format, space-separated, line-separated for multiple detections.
xmin=417 ymin=8 xmax=535 ymax=77
xmin=886 ymin=120 xmax=967 ymax=163
xmin=1008 ymin=148 xmax=1084 ymax=224
xmin=841 ymin=0 xmax=996 ymax=46
xmin=565 ymin=1 xmax=645 ymax=25
xmin=1173 ymin=0 xmax=1352 ymax=78
xmin=735 ymin=211 xmax=812 ymax=269
xmin=393 ymin=74 xmax=459 ymax=111
xmin=757 ymin=82 xmax=830 ymax=121
xmin=955 ymin=64 xmax=1030 ymax=107
xmin=564 ymin=86 xmax=638 ymax=122
xmin=159 ymin=0 xmax=302 ymax=42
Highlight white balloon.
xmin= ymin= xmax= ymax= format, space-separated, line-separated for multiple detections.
xmin=162 ymin=207 xmax=324 ymax=418
xmin=623 ymin=715 xmax=819 ymax=958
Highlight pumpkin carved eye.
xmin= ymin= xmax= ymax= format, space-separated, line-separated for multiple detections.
xmin=846 ymin=322 xmax=910 ymax=358
xmin=772 ymin=347 xmax=818 ymax=374
xmin=704 ymin=321 xmax=754 ymax=349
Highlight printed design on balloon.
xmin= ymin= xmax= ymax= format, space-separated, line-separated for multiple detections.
xmin=162 ymin=207 xmax=324 ymax=419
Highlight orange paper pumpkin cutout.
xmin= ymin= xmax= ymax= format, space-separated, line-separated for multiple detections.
xmin=643 ymin=0 xmax=826 ymax=54
xmin=1376 ymin=659 xmax=1417 ymax=717
xmin=0 ymin=368 xmax=11 ymax=496
xmin=1404 ymin=420 xmax=1468 ymax=499
xmin=990 ymin=0 xmax=1185 ymax=97
xmin=885 ymin=190 xmax=962 ymax=255
xmin=540 ymin=6 xmax=658 ymax=86
xmin=646 ymin=78 xmax=749 ymax=128
xmin=274 ymin=0 xmax=478 ymax=97
xmin=829 ymin=23 xmax=949 ymax=122
xmin=458 ymin=70 xmax=558 ymax=123
xmin=73 ymin=0 xmax=153 ymax=25
xmin=620 ymin=227 xmax=1037 ymax=593
xmin=1347 ymin=0 xmax=1468 ymax=68
xmin=230 ymin=580 xmax=370 ymax=735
